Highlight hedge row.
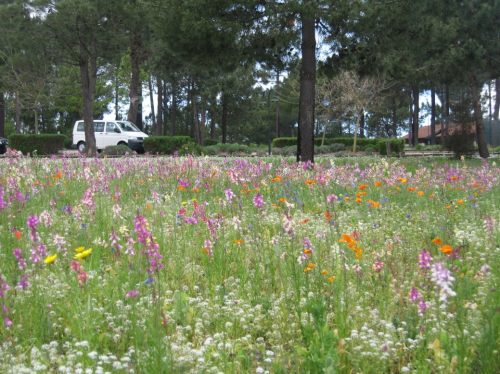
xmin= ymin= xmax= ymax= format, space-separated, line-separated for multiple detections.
xmin=8 ymin=134 xmax=66 ymax=155
xmin=143 ymin=136 xmax=193 ymax=154
xmin=272 ymin=137 xmax=405 ymax=153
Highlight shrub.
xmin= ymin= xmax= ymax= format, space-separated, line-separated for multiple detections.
xmin=203 ymin=139 xmax=219 ymax=146
xmin=8 ymin=134 xmax=66 ymax=155
xmin=228 ymin=143 xmax=250 ymax=154
xmin=201 ymin=145 xmax=219 ymax=155
xmin=492 ymin=146 xmax=500 ymax=152
xmin=444 ymin=125 xmax=475 ymax=158
xmin=378 ymin=139 xmax=406 ymax=155
xmin=178 ymin=141 xmax=200 ymax=156
xmin=144 ymin=136 xmax=192 ymax=154
xmin=101 ymin=144 xmax=132 ymax=156
xmin=62 ymin=135 xmax=73 ymax=149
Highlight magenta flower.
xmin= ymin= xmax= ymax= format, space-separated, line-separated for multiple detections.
xmin=409 ymin=287 xmax=420 ymax=302
xmin=253 ymin=193 xmax=264 ymax=209
xmin=26 ymin=215 xmax=39 ymax=229
xmin=327 ymin=194 xmax=338 ymax=203
xmin=418 ymin=299 xmax=430 ymax=314
xmin=125 ymin=290 xmax=139 ymax=299
xmin=430 ymin=262 xmax=456 ymax=302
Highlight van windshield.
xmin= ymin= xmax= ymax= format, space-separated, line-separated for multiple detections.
xmin=117 ymin=121 xmax=141 ymax=132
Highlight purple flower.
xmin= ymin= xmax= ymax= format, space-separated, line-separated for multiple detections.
xmin=27 ymin=215 xmax=39 ymax=229
xmin=409 ymin=287 xmax=420 ymax=303
xmin=418 ymin=299 xmax=430 ymax=314
xmin=4 ymin=317 xmax=12 ymax=327
xmin=419 ymin=250 xmax=433 ymax=270
xmin=224 ymin=188 xmax=235 ymax=204
xmin=253 ymin=193 xmax=264 ymax=209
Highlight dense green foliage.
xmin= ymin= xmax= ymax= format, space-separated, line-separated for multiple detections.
xmin=378 ymin=139 xmax=406 ymax=155
xmin=144 ymin=136 xmax=193 ymax=154
xmin=8 ymin=134 xmax=65 ymax=155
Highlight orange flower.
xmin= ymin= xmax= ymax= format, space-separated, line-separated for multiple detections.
xmin=358 ymin=184 xmax=368 ymax=190
xmin=445 ymin=206 xmax=451 ymax=209
xmin=305 ymin=180 xmax=317 ymax=185
xmin=457 ymin=199 xmax=464 ymax=204
xmin=14 ymin=230 xmax=22 ymax=239
xmin=304 ymin=267 xmax=311 ymax=273
xmin=322 ymin=270 xmax=328 ymax=275
xmin=439 ymin=245 xmax=453 ymax=254
xmin=300 ymin=219 xmax=310 ymax=224
xmin=431 ymin=238 xmax=442 ymax=245
xmin=113 ymin=195 xmax=118 ymax=201
xmin=373 ymin=202 xmax=380 ymax=208
xmin=355 ymin=198 xmax=362 ymax=203
xmin=304 ymin=249 xmax=312 ymax=254
xmin=375 ymin=182 xmax=382 ymax=187
xmin=233 ymin=239 xmax=244 ymax=245
xmin=418 ymin=191 xmax=424 ymax=197
xmin=271 ymin=176 xmax=282 ymax=182
xmin=429 ymin=194 xmax=434 ymax=198
xmin=146 ymin=204 xmax=151 ymax=210
xmin=328 ymin=276 xmax=336 ymax=282
xmin=279 ymin=198 xmax=287 ymax=203
xmin=345 ymin=197 xmax=350 ymax=202
xmin=308 ymin=263 xmax=316 ymax=268
xmin=451 ymin=176 xmax=457 ymax=180
xmin=407 ymin=187 xmax=417 ymax=192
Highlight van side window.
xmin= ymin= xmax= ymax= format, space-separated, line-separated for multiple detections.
xmin=94 ymin=122 xmax=105 ymax=132
xmin=106 ymin=122 xmax=118 ymax=132
xmin=77 ymin=122 xmax=84 ymax=132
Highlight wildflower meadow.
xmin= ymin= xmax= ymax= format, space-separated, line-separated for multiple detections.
xmin=0 ymin=152 xmax=499 ymax=374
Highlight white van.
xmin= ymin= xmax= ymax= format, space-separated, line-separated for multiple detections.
xmin=72 ymin=120 xmax=148 ymax=153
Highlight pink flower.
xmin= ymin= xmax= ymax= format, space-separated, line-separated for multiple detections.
xmin=253 ymin=193 xmax=264 ymax=209
xmin=125 ymin=290 xmax=139 ymax=299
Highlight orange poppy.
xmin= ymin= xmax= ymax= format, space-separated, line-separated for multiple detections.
xmin=418 ymin=191 xmax=424 ymax=197
xmin=15 ymin=230 xmax=22 ymax=239
xmin=300 ymin=219 xmax=310 ymax=224
xmin=457 ymin=199 xmax=464 ymax=204
xmin=439 ymin=245 xmax=453 ymax=254
xmin=146 ymin=204 xmax=151 ymax=210
xmin=322 ymin=270 xmax=328 ymax=275
xmin=308 ymin=263 xmax=316 ymax=268
xmin=431 ymin=238 xmax=442 ymax=245
xmin=375 ymin=182 xmax=382 ymax=187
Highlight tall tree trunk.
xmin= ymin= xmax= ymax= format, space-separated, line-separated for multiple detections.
xmin=136 ymin=79 xmax=143 ymax=130
xmin=200 ymin=104 xmax=206 ymax=146
xmin=359 ymin=111 xmax=365 ymax=138
xmin=162 ymin=85 xmax=168 ymax=136
xmin=412 ymin=85 xmax=419 ymax=146
xmin=467 ymin=72 xmax=489 ymax=158
xmin=493 ymin=78 xmax=499 ymax=147
xmin=156 ymin=78 xmax=163 ymax=136
xmin=0 ymin=92 xmax=4 ymax=137
xmin=276 ymin=67 xmax=280 ymax=138
xmin=222 ymin=94 xmax=228 ymax=144
xmin=297 ymin=0 xmax=316 ymax=163
xmin=192 ymin=85 xmax=201 ymax=145
xmin=445 ymin=83 xmax=450 ymax=143
xmin=431 ymin=87 xmax=436 ymax=145
xmin=353 ymin=109 xmax=362 ymax=152
xmin=34 ymin=106 xmax=39 ymax=135
xmin=79 ymin=37 xmax=97 ymax=157
xmin=15 ymin=91 xmax=21 ymax=134
xmin=408 ymin=90 xmax=413 ymax=146
xmin=392 ymin=96 xmax=398 ymax=138
xmin=115 ymin=68 xmax=120 ymax=120
xmin=127 ymin=32 xmax=141 ymax=125
xmin=210 ymin=99 xmax=217 ymax=140
xmin=148 ymin=74 xmax=156 ymax=133
xmin=171 ymin=82 xmax=177 ymax=136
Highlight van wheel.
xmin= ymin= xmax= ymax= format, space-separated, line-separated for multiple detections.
xmin=77 ymin=142 xmax=86 ymax=153
xmin=118 ymin=141 xmax=128 ymax=146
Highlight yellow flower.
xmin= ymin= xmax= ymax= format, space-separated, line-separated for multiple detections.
xmin=74 ymin=248 xmax=92 ymax=259
xmin=44 ymin=254 xmax=57 ymax=264
xmin=75 ymin=247 xmax=85 ymax=253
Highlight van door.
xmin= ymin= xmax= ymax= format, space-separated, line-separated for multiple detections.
xmin=93 ymin=121 xmax=105 ymax=149
xmin=104 ymin=122 xmax=122 ymax=147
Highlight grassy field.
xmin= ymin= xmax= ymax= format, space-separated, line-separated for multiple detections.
xmin=0 ymin=152 xmax=499 ymax=373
